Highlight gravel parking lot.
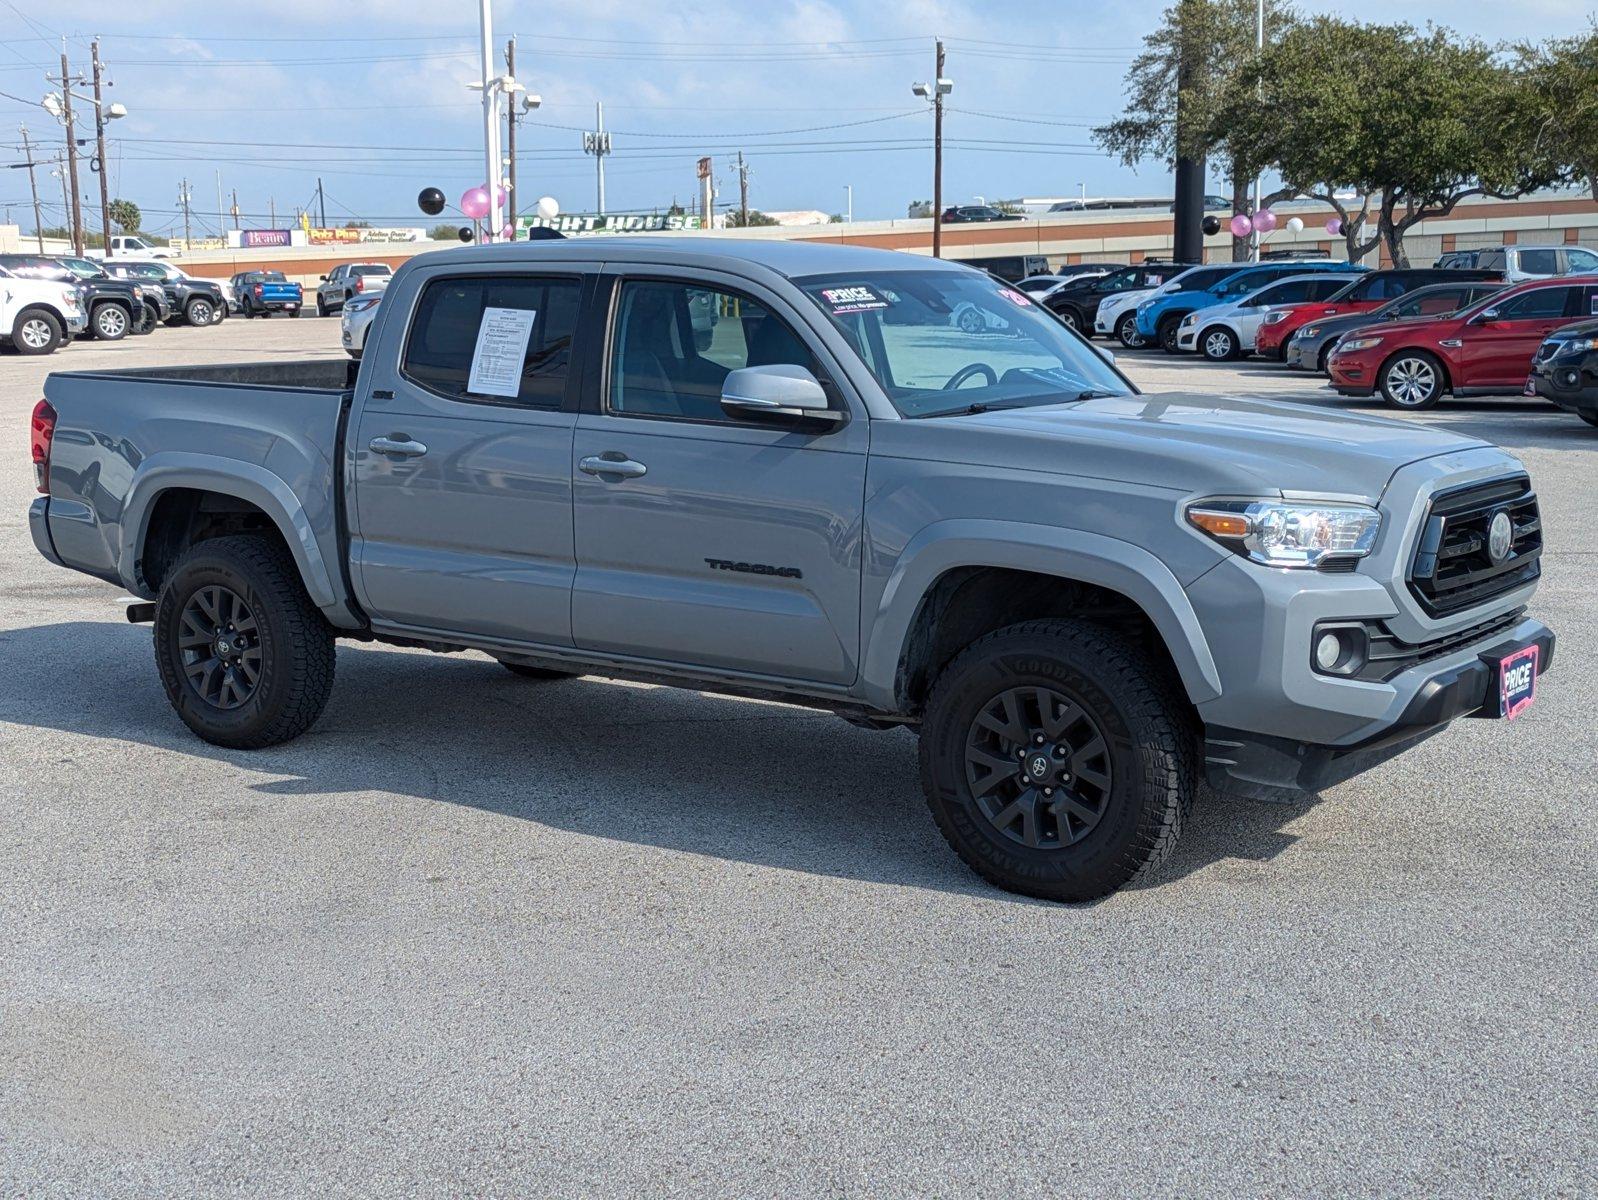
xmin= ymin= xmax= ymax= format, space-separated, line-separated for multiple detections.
xmin=2 ymin=317 xmax=1592 ymax=1197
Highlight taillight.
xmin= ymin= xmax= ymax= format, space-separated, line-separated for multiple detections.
xmin=31 ymin=399 xmax=55 ymax=494
xmin=355 ymin=276 xmax=365 ymax=293
xmin=253 ymin=283 xmax=263 ymax=296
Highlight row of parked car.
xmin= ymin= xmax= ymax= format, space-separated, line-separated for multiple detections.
xmin=1021 ymin=248 xmax=1598 ymax=428
xmin=0 ymin=254 xmax=397 ymax=355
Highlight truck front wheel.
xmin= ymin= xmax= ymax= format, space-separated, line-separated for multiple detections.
xmin=154 ymin=535 xmax=336 ymax=749
xmin=919 ymin=619 xmax=1194 ymax=902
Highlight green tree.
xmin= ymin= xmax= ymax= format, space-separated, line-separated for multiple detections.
xmin=107 ymin=198 xmax=141 ymax=233
xmin=1096 ymin=0 xmax=1300 ymax=260
xmin=1517 ymin=27 xmax=1598 ymax=202
xmin=1221 ymin=19 xmax=1556 ymax=265
xmin=724 ymin=209 xmax=779 ymax=228
xmin=429 ymin=223 xmax=462 ymax=240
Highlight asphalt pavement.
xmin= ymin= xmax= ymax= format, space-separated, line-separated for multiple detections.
xmin=1 ymin=317 xmax=1592 ymax=1197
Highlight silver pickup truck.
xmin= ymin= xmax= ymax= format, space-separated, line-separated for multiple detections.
xmin=27 ymin=239 xmax=1554 ymax=901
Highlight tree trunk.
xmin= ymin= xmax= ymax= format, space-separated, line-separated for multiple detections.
xmin=1377 ymin=194 xmax=1409 ymax=268
xmin=1230 ymin=175 xmax=1251 ymax=261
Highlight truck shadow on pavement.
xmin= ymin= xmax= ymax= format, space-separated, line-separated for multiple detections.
xmin=0 ymin=621 xmax=1316 ymax=901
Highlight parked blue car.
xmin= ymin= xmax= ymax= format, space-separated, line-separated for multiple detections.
xmin=1136 ymin=259 xmax=1366 ymax=352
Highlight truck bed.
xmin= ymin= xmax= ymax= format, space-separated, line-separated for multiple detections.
xmin=35 ymin=359 xmax=357 ymax=616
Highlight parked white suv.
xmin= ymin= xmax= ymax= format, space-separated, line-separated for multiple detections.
xmin=1095 ymin=287 xmax=1159 ymax=346
xmin=0 ymin=265 xmax=87 ymax=354
xmin=1176 ymin=272 xmax=1362 ymax=360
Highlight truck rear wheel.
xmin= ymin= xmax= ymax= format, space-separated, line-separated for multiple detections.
xmin=154 ymin=535 xmax=335 ymax=749
xmin=919 ymin=619 xmax=1194 ymax=902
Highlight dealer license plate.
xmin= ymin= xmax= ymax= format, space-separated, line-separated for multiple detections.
xmin=1496 ymin=643 xmax=1539 ymax=720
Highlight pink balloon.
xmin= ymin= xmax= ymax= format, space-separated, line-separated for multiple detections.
xmin=496 ymin=187 xmax=509 ymax=208
xmin=500 ymin=223 xmax=515 ymax=241
xmin=1229 ymin=213 xmax=1253 ymax=239
xmin=1254 ymin=209 xmax=1278 ymax=233
xmin=461 ymin=187 xmax=490 ymax=221
xmin=1325 ymin=217 xmax=1343 ymax=235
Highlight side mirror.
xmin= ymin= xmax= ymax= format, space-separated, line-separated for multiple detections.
xmin=319 ymin=275 xmax=328 ymax=282
xmin=720 ymin=364 xmax=843 ymax=426
xmin=1473 ymin=307 xmax=1501 ymax=324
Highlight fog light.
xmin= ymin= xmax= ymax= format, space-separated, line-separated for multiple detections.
xmin=1315 ymin=632 xmax=1343 ymax=672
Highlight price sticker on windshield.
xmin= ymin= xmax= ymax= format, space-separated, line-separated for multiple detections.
xmin=997 ymin=288 xmax=1032 ymax=306
xmin=819 ymin=285 xmax=889 ymax=315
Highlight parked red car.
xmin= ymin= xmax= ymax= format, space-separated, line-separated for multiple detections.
xmin=1326 ymin=276 xmax=1598 ymax=408
xmin=1255 ymin=267 xmax=1500 ymax=359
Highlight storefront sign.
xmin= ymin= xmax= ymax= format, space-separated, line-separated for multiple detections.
xmin=520 ymin=213 xmax=700 ymax=235
xmin=242 ymin=229 xmax=292 ymax=248
xmin=307 ymin=227 xmax=426 ymax=245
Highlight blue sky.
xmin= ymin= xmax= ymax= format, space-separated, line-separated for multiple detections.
xmin=1 ymin=0 xmax=1590 ymax=235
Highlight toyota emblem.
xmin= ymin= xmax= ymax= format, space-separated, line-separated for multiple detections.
xmin=1487 ymin=511 xmax=1514 ymax=565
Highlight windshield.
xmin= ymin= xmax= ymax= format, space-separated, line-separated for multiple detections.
xmin=1 ymin=258 xmax=71 ymax=281
xmin=797 ymin=270 xmax=1132 ymax=418
xmin=60 ymin=257 xmax=105 ymax=278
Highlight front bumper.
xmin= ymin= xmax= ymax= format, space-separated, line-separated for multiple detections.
xmin=1327 ymin=351 xmax=1377 ymax=396
xmin=1176 ymin=325 xmax=1199 ymax=351
xmin=1206 ymin=619 xmax=1555 ymax=796
xmin=1529 ymin=355 xmax=1598 ymax=416
xmin=1283 ymin=336 xmax=1318 ymax=370
xmin=64 ymin=310 xmax=88 ymax=334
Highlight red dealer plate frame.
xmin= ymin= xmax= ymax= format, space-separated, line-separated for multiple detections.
xmin=1496 ymin=643 xmax=1540 ymax=720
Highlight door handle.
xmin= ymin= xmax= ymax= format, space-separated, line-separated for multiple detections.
xmin=580 ymin=453 xmax=647 ymax=479
xmin=369 ymin=435 xmax=428 ymax=458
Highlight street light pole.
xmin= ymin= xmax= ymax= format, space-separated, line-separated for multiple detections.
xmin=478 ymin=0 xmax=501 ymax=240
xmin=1252 ymin=0 xmax=1264 ymax=263
xmin=505 ymin=36 xmax=516 ymax=230
xmin=90 ymin=40 xmax=111 ymax=256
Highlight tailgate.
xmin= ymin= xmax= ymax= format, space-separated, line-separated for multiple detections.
xmin=260 ymin=283 xmax=302 ymax=302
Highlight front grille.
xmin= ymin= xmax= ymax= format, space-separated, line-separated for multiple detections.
xmin=1409 ymin=476 xmax=1542 ymax=616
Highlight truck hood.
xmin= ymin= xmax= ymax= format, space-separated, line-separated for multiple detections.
xmin=876 ymin=390 xmax=1489 ymax=501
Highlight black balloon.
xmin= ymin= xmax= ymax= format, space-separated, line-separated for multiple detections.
xmin=1201 ymin=215 xmax=1222 ymax=236
xmin=458 ymin=226 xmax=474 ymax=242
xmin=418 ymin=187 xmax=445 ymax=216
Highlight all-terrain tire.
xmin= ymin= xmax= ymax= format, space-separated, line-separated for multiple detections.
xmin=154 ymin=534 xmax=335 ymax=749
xmin=918 ymin=618 xmax=1195 ymax=902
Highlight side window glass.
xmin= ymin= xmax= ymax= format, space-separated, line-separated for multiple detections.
xmin=402 ymin=274 xmax=581 ymax=407
xmin=1518 ymin=248 xmax=1559 ymax=275
xmin=608 ymin=279 xmax=820 ymax=423
xmin=1312 ymin=278 xmax=1349 ymax=300
xmin=1566 ymin=248 xmax=1598 ymax=272
xmin=1498 ymin=288 xmax=1571 ymax=320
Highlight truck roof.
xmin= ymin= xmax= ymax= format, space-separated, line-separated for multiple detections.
xmin=409 ymin=236 xmax=967 ymax=279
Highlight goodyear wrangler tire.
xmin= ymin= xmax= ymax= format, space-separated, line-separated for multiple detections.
xmin=154 ymin=535 xmax=335 ymax=750
xmin=919 ymin=619 xmax=1194 ymax=902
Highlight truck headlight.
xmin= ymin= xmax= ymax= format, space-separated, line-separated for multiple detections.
xmin=1339 ymin=336 xmax=1383 ymax=352
xmin=1186 ymin=499 xmax=1382 ymax=568
xmin=1561 ymin=335 xmax=1598 ymax=353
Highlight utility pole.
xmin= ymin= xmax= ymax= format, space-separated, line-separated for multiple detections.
xmin=53 ymin=158 xmax=69 ymax=236
xmin=19 ymin=125 xmax=45 ymax=253
xmin=583 ymin=101 xmax=610 ymax=217
xmin=845 ymin=184 xmax=852 ymax=224
xmin=90 ymin=40 xmax=111 ymax=256
xmin=178 ymin=177 xmax=192 ymax=251
xmin=505 ymin=36 xmax=516 ymax=229
xmin=230 ymin=188 xmax=239 ymax=229
xmin=932 ymin=39 xmax=944 ymax=258
xmin=697 ymin=156 xmax=713 ymax=229
xmin=269 ymin=196 xmax=276 ymax=228
xmin=57 ymin=50 xmax=84 ymax=256
xmin=215 ymin=170 xmax=224 ymax=242
xmin=736 ymin=151 xmax=749 ymax=227
xmin=478 ymin=0 xmax=502 ymax=239
xmin=316 ymin=177 xmax=326 ymax=227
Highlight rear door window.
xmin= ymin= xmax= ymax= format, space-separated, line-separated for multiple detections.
xmin=1565 ymin=248 xmax=1598 ymax=274
xmin=1496 ymin=287 xmax=1576 ymax=320
xmin=1517 ymin=248 xmax=1559 ymax=276
xmin=402 ymin=274 xmax=583 ymax=407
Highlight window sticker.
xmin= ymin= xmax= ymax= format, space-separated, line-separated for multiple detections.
xmin=997 ymin=287 xmax=1032 ymax=306
xmin=819 ymin=284 xmax=890 ymax=315
xmin=467 ymin=306 xmax=537 ymax=397
xmin=1590 ymin=291 xmax=1598 ymax=315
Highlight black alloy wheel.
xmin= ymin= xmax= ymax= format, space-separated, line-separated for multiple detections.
xmin=176 ymin=584 xmax=262 ymax=710
xmin=963 ymin=686 xmax=1113 ymax=850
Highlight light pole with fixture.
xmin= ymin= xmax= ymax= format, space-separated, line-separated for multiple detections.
xmin=42 ymin=47 xmax=125 ymax=256
xmin=503 ymin=37 xmax=543 ymax=233
xmin=911 ymin=42 xmax=951 ymax=258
